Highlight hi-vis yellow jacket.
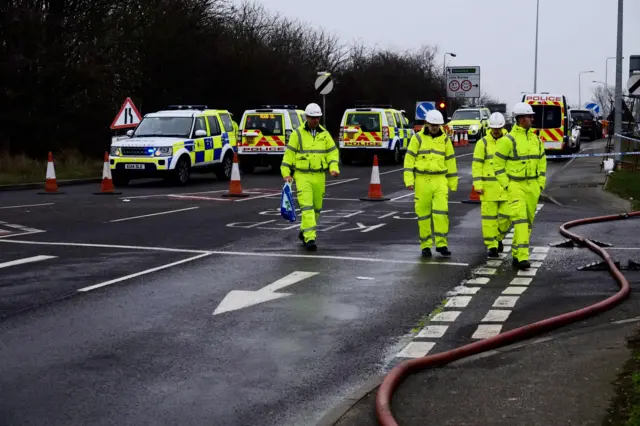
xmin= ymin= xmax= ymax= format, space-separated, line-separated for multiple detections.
xmin=403 ymin=129 xmax=458 ymax=190
xmin=472 ymin=128 xmax=508 ymax=201
xmin=493 ymin=124 xmax=547 ymax=190
xmin=280 ymin=122 xmax=339 ymax=177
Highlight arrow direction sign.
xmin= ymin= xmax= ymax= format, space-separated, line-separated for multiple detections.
xmin=213 ymin=271 xmax=318 ymax=315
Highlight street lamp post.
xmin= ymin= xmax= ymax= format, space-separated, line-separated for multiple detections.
xmin=443 ymin=52 xmax=456 ymax=116
xmin=579 ymin=71 xmax=594 ymax=106
xmin=533 ymin=0 xmax=540 ymax=92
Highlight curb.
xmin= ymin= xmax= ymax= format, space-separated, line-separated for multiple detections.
xmin=315 ymin=375 xmax=384 ymax=426
xmin=539 ymin=192 xmax=563 ymax=206
xmin=0 ymin=178 xmax=101 ymax=192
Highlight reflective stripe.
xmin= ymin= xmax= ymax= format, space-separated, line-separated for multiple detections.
xmin=406 ymin=150 xmax=417 ymax=157
xmin=418 ymin=149 xmax=446 ymax=156
xmin=295 ymin=129 xmax=303 ymax=150
xmin=294 ymin=168 xmax=328 ymax=173
xmin=484 ymin=237 xmax=496 ymax=242
xmin=482 ymin=215 xmax=498 ymax=220
xmin=301 ymin=226 xmax=317 ymax=232
xmin=286 ymin=145 xmax=298 ymax=153
xmin=512 ymin=219 xmax=528 ymax=225
xmin=495 ymin=152 xmax=508 ymax=160
xmin=432 ymin=210 xmax=448 ymax=215
xmin=314 ymin=209 xmax=322 ymax=213
xmin=485 ymin=155 xmax=494 ymax=160
xmin=445 ymin=154 xmax=455 ymax=160
xmin=495 ymin=169 xmax=506 ymax=175
xmin=416 ymin=133 xmax=423 ymax=144
xmin=507 ymin=175 xmax=538 ymax=181
xmin=505 ymin=134 xmax=518 ymax=158
xmin=512 ymin=244 xmax=529 ymax=249
xmin=403 ymin=168 xmax=414 ymax=172
xmin=498 ymin=213 xmax=510 ymax=219
xmin=419 ymin=237 xmax=431 ymax=242
xmin=300 ymin=206 xmax=314 ymax=212
xmin=417 ymin=214 xmax=432 ymax=221
xmin=539 ymin=171 xmax=546 ymax=176
xmin=446 ymin=173 xmax=458 ymax=178
xmin=281 ymin=162 xmax=292 ymax=168
xmin=328 ymin=160 xmax=338 ymax=165
xmin=473 ymin=158 xmax=485 ymax=163
xmin=480 ymin=176 xmax=498 ymax=181
xmin=433 ymin=232 xmax=447 ymax=237
xmin=414 ymin=169 xmax=447 ymax=175
xmin=299 ymin=149 xmax=334 ymax=154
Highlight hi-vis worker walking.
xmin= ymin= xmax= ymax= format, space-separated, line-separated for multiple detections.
xmin=404 ymin=110 xmax=458 ymax=258
xmin=281 ymin=103 xmax=340 ymax=251
xmin=494 ymin=103 xmax=547 ymax=270
xmin=472 ymin=112 xmax=511 ymax=258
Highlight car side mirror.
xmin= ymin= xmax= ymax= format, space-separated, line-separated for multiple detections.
xmin=126 ymin=130 xmax=134 ymax=137
xmin=195 ymin=129 xmax=207 ymax=137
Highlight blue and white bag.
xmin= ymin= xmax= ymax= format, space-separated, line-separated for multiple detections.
xmin=280 ymin=182 xmax=296 ymax=222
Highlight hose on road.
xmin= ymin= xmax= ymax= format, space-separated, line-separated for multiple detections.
xmin=376 ymin=211 xmax=640 ymax=426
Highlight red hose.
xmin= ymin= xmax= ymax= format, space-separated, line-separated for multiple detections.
xmin=376 ymin=211 xmax=640 ymax=426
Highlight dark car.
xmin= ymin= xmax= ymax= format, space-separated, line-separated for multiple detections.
xmin=569 ymin=109 xmax=600 ymax=141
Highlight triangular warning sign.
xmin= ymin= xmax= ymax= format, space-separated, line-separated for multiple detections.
xmin=111 ymin=97 xmax=142 ymax=129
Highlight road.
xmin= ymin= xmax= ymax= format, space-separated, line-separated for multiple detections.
xmin=0 ymin=145 xmax=607 ymax=426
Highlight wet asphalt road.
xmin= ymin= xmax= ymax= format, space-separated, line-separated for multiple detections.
xmin=0 ymin=144 xmax=612 ymax=426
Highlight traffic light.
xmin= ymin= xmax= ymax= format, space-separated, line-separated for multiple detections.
xmin=437 ymin=98 xmax=447 ymax=115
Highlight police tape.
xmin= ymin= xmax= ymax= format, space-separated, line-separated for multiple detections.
xmin=614 ymin=133 xmax=640 ymax=143
xmin=546 ymin=151 xmax=640 ymax=159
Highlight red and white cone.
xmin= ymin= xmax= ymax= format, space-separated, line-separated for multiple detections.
xmin=222 ymin=152 xmax=250 ymax=198
xmin=453 ymin=133 xmax=460 ymax=147
xmin=360 ymin=155 xmax=389 ymax=201
xmin=38 ymin=152 xmax=64 ymax=194
xmin=95 ymin=151 xmax=121 ymax=195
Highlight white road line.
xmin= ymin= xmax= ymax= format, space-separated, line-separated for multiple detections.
xmin=486 ymin=260 xmax=502 ymax=267
xmin=0 ymin=230 xmax=46 ymax=239
xmin=417 ymin=325 xmax=449 ymax=338
xmin=493 ymin=296 xmax=520 ymax=308
xmin=502 ymin=286 xmax=528 ymax=295
xmin=607 ymin=247 xmax=640 ymax=250
xmin=445 ymin=296 xmax=473 ymax=308
xmin=530 ymin=253 xmax=547 ymax=261
xmin=233 ymin=192 xmax=281 ymax=203
xmin=390 ymin=192 xmax=414 ymax=202
xmin=167 ymin=195 xmax=229 ymax=201
xmin=447 ymin=285 xmax=480 ymax=296
xmin=503 ymin=238 xmax=513 ymax=245
xmin=0 ymin=239 xmax=210 ymax=254
xmin=510 ymin=277 xmax=533 ymax=285
xmin=77 ymin=253 xmax=213 ymax=292
xmin=533 ymin=246 xmax=550 ymax=253
xmin=0 ymin=255 xmax=57 ymax=270
xmin=517 ymin=268 xmax=538 ymax=277
xmin=466 ymin=277 xmax=490 ymax=285
xmin=396 ymin=341 xmax=435 ymax=358
xmin=431 ymin=311 xmax=461 ymax=322
xmin=380 ymin=168 xmax=403 ymax=175
xmin=325 ymin=178 xmax=360 ymax=187
xmin=0 ymin=203 xmax=55 ymax=210
xmin=481 ymin=310 xmax=512 ymax=322
xmin=530 ymin=261 xmax=543 ymax=268
xmin=475 ymin=267 xmax=497 ymax=275
xmin=119 ymin=190 xmax=228 ymax=200
xmin=472 ymin=324 xmax=502 ymax=339
xmin=109 ymin=207 xmax=199 ymax=223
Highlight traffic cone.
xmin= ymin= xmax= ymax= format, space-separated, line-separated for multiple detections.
xmin=222 ymin=152 xmax=250 ymax=198
xmin=360 ymin=155 xmax=389 ymax=201
xmin=94 ymin=152 xmax=121 ymax=195
xmin=37 ymin=152 xmax=64 ymax=194
xmin=461 ymin=184 xmax=482 ymax=204
xmin=463 ymin=133 xmax=469 ymax=146
xmin=453 ymin=133 xmax=460 ymax=147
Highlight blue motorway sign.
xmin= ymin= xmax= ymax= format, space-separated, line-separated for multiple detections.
xmin=415 ymin=101 xmax=435 ymax=120
xmin=585 ymin=102 xmax=601 ymax=115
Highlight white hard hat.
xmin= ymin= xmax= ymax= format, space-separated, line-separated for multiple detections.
xmin=426 ymin=110 xmax=444 ymax=125
xmin=488 ymin=112 xmax=506 ymax=128
xmin=304 ymin=103 xmax=322 ymax=117
xmin=513 ymin=102 xmax=535 ymax=117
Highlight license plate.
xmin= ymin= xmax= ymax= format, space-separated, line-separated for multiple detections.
xmin=125 ymin=164 xmax=145 ymax=170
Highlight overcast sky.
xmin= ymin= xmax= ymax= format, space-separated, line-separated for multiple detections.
xmin=236 ymin=0 xmax=639 ymax=111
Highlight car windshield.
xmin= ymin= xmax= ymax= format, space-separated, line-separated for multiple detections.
xmin=571 ymin=111 xmax=593 ymax=120
xmin=244 ymin=113 xmax=285 ymax=136
xmin=531 ymin=105 xmax=562 ymax=129
xmin=133 ymin=117 xmax=193 ymax=138
xmin=452 ymin=110 xmax=480 ymax=120
xmin=345 ymin=113 xmax=381 ymax=132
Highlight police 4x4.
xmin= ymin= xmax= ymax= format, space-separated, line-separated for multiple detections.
xmin=109 ymin=105 xmax=237 ymax=185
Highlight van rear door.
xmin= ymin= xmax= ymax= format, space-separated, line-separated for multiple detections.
xmin=342 ymin=111 xmax=383 ymax=147
xmin=240 ymin=112 xmax=286 ymax=152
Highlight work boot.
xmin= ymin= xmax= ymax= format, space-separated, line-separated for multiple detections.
xmin=498 ymin=241 xmax=504 ymax=253
xmin=487 ymin=248 xmax=499 ymax=258
xmin=517 ymin=260 xmax=531 ymax=270
xmin=436 ymin=246 xmax=452 ymax=257
xmin=421 ymin=248 xmax=432 ymax=257
xmin=512 ymin=257 xmax=519 ymax=266
xmin=305 ymin=240 xmax=317 ymax=251
xmin=299 ymin=231 xmax=305 ymax=243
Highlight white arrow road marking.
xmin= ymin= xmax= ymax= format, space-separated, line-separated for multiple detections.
xmin=213 ymin=271 xmax=318 ymax=315
xmin=0 ymin=255 xmax=57 ymax=270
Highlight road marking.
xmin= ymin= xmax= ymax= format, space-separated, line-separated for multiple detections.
xmin=0 ymin=239 xmax=210 ymax=254
xmin=475 ymin=268 xmax=497 ymax=275
xmin=481 ymin=310 xmax=512 ymax=322
xmin=325 ymin=178 xmax=360 ymax=187
xmin=502 ymin=286 xmax=528 ymax=295
xmin=447 ymin=285 xmax=480 ymax=295
xmin=606 ymin=247 xmax=640 ymax=250
xmin=390 ymin=192 xmax=414 ymax=201
xmin=167 ymin=195 xmax=230 ymax=201
xmin=120 ymin=190 xmax=228 ymax=200
xmin=109 ymin=207 xmax=199 ymax=223
xmin=486 ymin=260 xmax=502 ymax=267
xmin=396 ymin=341 xmax=435 ymax=358
xmin=416 ymin=325 xmax=449 ymax=338
xmin=530 ymin=253 xmax=547 ymax=261
xmin=445 ymin=296 xmax=472 ymax=308
xmin=517 ymin=268 xmax=538 ymax=277
xmin=0 ymin=203 xmax=55 ymax=210
xmin=493 ymin=296 xmax=519 ymax=308
xmin=472 ymin=324 xmax=502 ymax=339
xmin=380 ymin=168 xmax=403 ymax=175
xmin=431 ymin=311 xmax=461 ymax=322
xmin=356 ymin=276 xmax=374 ymax=280
xmin=0 ymin=230 xmax=46 ymax=239
xmin=510 ymin=277 xmax=533 ymax=286
xmin=466 ymin=277 xmax=490 ymax=285
xmin=78 ymin=253 xmax=213 ymax=292
xmin=533 ymin=247 xmax=550 ymax=253
xmin=0 ymin=255 xmax=57 ymax=270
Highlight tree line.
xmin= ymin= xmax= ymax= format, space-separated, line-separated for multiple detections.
xmin=1 ymin=0 xmax=501 ymax=158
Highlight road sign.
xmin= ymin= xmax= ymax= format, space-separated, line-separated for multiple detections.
xmin=111 ymin=97 xmax=142 ymax=129
xmin=585 ymin=103 xmax=601 ymax=115
xmin=315 ymin=73 xmax=333 ymax=95
xmin=446 ymin=66 xmax=480 ymax=98
xmin=415 ymin=101 xmax=435 ymax=120
xmin=627 ymin=73 xmax=640 ymax=97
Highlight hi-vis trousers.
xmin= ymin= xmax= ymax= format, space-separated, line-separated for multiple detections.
xmin=415 ymin=175 xmax=449 ymax=249
xmin=481 ymin=200 xmax=511 ymax=249
xmin=508 ymin=180 xmax=541 ymax=261
xmin=295 ymin=171 xmax=325 ymax=243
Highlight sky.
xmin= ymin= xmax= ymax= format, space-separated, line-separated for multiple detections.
xmin=233 ymin=0 xmax=640 ymax=111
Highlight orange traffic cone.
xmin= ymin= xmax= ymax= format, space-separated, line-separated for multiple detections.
xmin=453 ymin=133 xmax=460 ymax=147
xmin=462 ymin=133 xmax=468 ymax=146
xmin=37 ymin=152 xmax=64 ymax=194
xmin=360 ymin=155 xmax=389 ymax=201
xmin=222 ymin=152 xmax=250 ymax=198
xmin=461 ymin=184 xmax=482 ymax=204
xmin=95 ymin=151 xmax=122 ymax=195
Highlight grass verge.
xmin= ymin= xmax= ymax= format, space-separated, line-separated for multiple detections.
xmin=605 ymin=169 xmax=640 ymax=210
xmin=604 ymin=328 xmax=640 ymax=425
xmin=0 ymin=151 xmax=103 ymax=186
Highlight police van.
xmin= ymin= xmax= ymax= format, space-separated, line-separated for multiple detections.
xmin=338 ymin=104 xmax=413 ymax=165
xmin=109 ymin=105 xmax=237 ymax=185
xmin=521 ymin=93 xmax=581 ymax=154
xmin=237 ymin=105 xmax=306 ymax=173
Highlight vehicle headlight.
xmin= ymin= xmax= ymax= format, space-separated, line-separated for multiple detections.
xmin=154 ymin=147 xmax=173 ymax=156
xmin=110 ymin=147 xmax=121 ymax=156
xmin=469 ymin=124 xmax=479 ymax=131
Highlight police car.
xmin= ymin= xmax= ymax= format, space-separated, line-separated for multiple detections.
xmin=237 ymin=105 xmax=306 ymax=173
xmin=109 ymin=105 xmax=237 ymax=185
xmin=338 ymin=104 xmax=413 ymax=165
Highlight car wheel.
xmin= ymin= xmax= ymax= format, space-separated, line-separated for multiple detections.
xmin=215 ymin=151 xmax=233 ymax=181
xmin=393 ymin=143 xmax=402 ymax=165
xmin=173 ymin=156 xmax=191 ymax=185
xmin=340 ymin=150 xmax=353 ymax=165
